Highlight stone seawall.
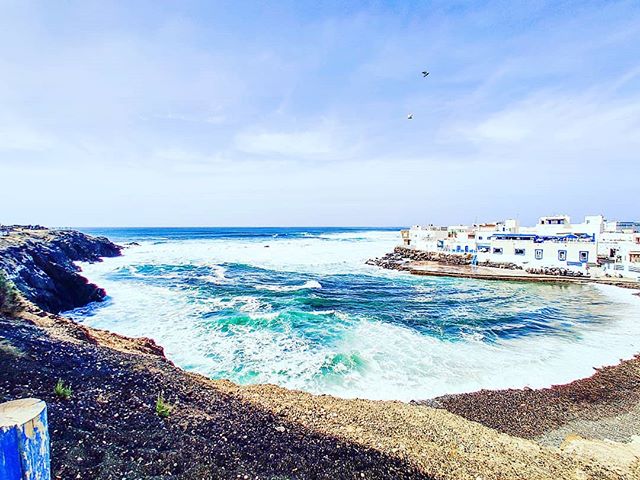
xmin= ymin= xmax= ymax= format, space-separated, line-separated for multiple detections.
xmin=393 ymin=246 xmax=474 ymax=265
xmin=367 ymin=246 xmax=523 ymax=271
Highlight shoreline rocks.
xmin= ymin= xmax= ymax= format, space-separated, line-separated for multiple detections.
xmin=526 ymin=266 xmax=586 ymax=277
xmin=368 ymin=247 xmax=598 ymax=278
xmin=0 ymin=229 xmax=121 ymax=313
xmin=367 ymin=246 xmax=523 ymax=272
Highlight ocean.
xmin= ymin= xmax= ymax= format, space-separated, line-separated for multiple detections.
xmin=66 ymin=227 xmax=640 ymax=401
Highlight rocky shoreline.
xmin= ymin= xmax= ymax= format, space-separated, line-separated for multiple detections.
xmin=0 ymin=228 xmax=121 ymax=313
xmin=1 ymin=229 xmax=639 ymax=478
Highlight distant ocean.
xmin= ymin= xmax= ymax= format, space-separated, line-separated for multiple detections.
xmin=67 ymin=227 xmax=640 ymax=401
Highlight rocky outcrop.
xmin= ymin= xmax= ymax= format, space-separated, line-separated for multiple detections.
xmin=0 ymin=229 xmax=121 ymax=313
xmin=367 ymin=246 xmax=523 ymax=271
xmin=526 ymin=266 xmax=586 ymax=277
xmin=393 ymin=246 xmax=474 ymax=265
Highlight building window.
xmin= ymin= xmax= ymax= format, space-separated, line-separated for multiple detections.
xmin=579 ymin=251 xmax=589 ymax=263
xmin=515 ymin=248 xmax=525 ymax=256
xmin=558 ymin=250 xmax=567 ymax=261
xmin=493 ymin=247 xmax=503 ymax=254
xmin=535 ymin=249 xmax=543 ymax=260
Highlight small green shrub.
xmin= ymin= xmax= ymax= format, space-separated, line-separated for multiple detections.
xmin=156 ymin=392 xmax=173 ymax=418
xmin=54 ymin=379 xmax=72 ymax=399
xmin=0 ymin=272 xmax=21 ymax=314
xmin=0 ymin=338 xmax=25 ymax=358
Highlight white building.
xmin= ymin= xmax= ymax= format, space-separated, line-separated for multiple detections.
xmin=476 ymin=233 xmax=596 ymax=271
xmin=402 ymin=214 xmax=637 ymax=279
xmin=600 ymin=232 xmax=640 ymax=280
xmin=402 ymin=225 xmax=448 ymax=251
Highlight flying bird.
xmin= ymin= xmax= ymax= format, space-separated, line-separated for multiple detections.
xmin=422 ymin=71 xmax=429 ymax=77
xmin=407 ymin=114 xmax=413 ymax=120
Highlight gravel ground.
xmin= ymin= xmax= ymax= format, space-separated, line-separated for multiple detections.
xmin=536 ymin=404 xmax=640 ymax=447
xmin=424 ymin=353 xmax=640 ymax=446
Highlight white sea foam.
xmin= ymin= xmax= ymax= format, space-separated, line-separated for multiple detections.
xmin=69 ymin=230 xmax=640 ymax=401
xmin=305 ymin=290 xmax=640 ymax=401
xmin=256 ymin=280 xmax=322 ymax=292
xmin=77 ymin=229 xmax=398 ymax=278
xmin=236 ymin=296 xmax=269 ymax=313
xmin=201 ymin=265 xmax=229 ymax=284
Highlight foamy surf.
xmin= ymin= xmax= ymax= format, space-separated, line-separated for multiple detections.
xmin=68 ymin=227 xmax=640 ymax=401
xmin=256 ymin=280 xmax=322 ymax=292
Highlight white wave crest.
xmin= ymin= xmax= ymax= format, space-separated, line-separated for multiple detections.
xmin=256 ymin=280 xmax=322 ymax=292
xmin=201 ymin=265 xmax=228 ymax=285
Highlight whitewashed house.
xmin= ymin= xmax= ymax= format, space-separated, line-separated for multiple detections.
xmin=401 ymin=214 xmax=637 ymax=277
xmin=600 ymin=232 xmax=640 ymax=280
xmin=401 ymin=225 xmax=448 ymax=250
xmin=477 ymin=233 xmax=597 ymax=271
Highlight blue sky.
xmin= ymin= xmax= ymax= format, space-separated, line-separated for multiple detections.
xmin=1 ymin=0 xmax=639 ymax=226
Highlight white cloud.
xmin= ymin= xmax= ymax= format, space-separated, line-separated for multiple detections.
xmin=235 ymin=130 xmax=332 ymax=157
xmin=152 ymin=112 xmax=227 ymax=125
xmin=234 ymin=120 xmax=361 ymax=160
xmin=451 ymin=88 xmax=640 ymax=163
xmin=0 ymin=124 xmax=57 ymax=153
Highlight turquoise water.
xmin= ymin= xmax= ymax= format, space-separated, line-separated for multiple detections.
xmin=67 ymin=227 xmax=640 ymax=400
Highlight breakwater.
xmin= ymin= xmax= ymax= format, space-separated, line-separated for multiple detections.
xmin=366 ymin=246 xmax=523 ymax=271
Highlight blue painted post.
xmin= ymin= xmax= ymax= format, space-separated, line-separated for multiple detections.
xmin=0 ymin=398 xmax=50 ymax=480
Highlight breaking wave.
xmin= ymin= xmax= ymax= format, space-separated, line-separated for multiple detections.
xmin=67 ymin=227 xmax=640 ymax=401
xmin=256 ymin=280 xmax=322 ymax=292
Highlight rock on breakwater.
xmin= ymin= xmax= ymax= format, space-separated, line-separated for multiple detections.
xmin=367 ymin=246 xmax=523 ymax=271
xmin=0 ymin=228 xmax=121 ymax=313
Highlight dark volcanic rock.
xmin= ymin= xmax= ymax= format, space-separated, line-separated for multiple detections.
xmin=0 ymin=229 xmax=121 ymax=313
xmin=367 ymin=246 xmax=524 ymax=271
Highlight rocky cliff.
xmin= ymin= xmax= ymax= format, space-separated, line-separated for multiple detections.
xmin=0 ymin=229 xmax=121 ymax=313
